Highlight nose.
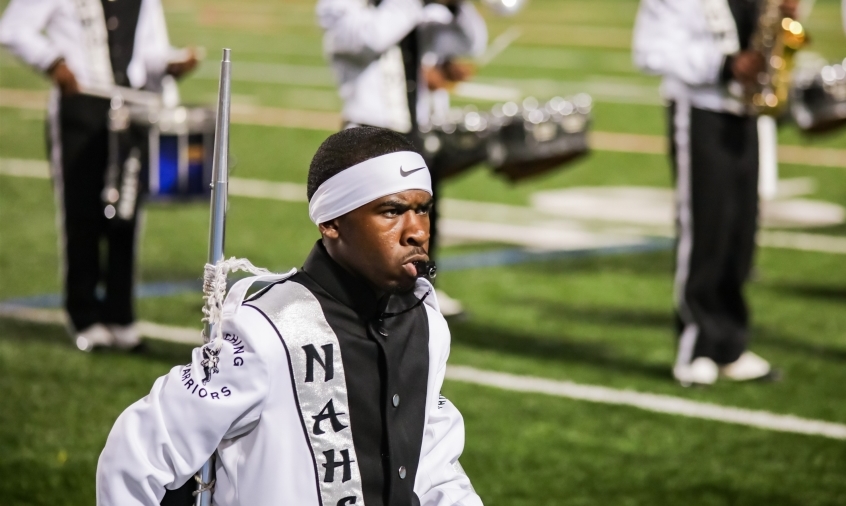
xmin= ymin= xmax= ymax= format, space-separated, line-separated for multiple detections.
xmin=402 ymin=211 xmax=429 ymax=249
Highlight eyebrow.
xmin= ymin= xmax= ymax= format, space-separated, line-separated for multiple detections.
xmin=378 ymin=198 xmax=433 ymax=209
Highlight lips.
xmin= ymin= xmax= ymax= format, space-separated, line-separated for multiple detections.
xmin=401 ymin=253 xmax=429 ymax=278
xmin=402 ymin=262 xmax=418 ymax=277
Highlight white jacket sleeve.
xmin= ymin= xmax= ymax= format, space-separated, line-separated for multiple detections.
xmin=452 ymin=2 xmax=487 ymax=59
xmin=414 ymin=322 xmax=482 ymax=506
xmin=317 ymin=0 xmax=424 ymax=57
xmin=128 ymin=0 xmax=173 ymax=89
xmin=421 ymin=2 xmax=487 ymax=61
xmin=96 ymin=311 xmax=272 ymax=505
xmin=0 ymin=0 xmax=62 ymax=72
xmin=632 ymin=0 xmax=726 ymax=86
xmin=415 ymin=394 xmax=483 ymax=506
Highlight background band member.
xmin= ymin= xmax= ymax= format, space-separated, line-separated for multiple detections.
xmin=632 ymin=0 xmax=796 ymax=385
xmin=97 ymin=127 xmax=482 ymax=506
xmin=317 ymin=0 xmax=487 ymax=316
xmin=0 ymin=0 xmax=197 ymax=351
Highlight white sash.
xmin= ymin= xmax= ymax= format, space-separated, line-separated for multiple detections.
xmin=245 ymin=280 xmax=367 ymax=506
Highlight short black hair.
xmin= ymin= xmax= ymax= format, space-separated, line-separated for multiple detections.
xmin=307 ymin=126 xmax=417 ymax=200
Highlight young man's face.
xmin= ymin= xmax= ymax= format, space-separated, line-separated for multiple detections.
xmin=320 ymin=189 xmax=432 ymax=295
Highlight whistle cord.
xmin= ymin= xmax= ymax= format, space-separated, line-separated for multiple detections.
xmin=378 ymin=289 xmax=431 ymax=320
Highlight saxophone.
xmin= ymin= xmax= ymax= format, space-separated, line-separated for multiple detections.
xmin=747 ymin=0 xmax=807 ymax=115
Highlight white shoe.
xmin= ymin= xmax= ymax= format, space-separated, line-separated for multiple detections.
xmin=720 ymin=351 xmax=771 ymax=381
xmin=435 ymin=289 xmax=464 ymax=318
xmin=75 ymin=323 xmax=114 ymax=352
xmin=673 ymin=356 xmax=719 ymax=386
xmin=108 ymin=324 xmax=142 ymax=350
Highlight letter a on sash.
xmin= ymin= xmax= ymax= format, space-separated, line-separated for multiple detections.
xmin=312 ymin=399 xmax=349 ymax=435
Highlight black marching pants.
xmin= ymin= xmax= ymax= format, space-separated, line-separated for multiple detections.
xmin=668 ymin=102 xmax=759 ymax=366
xmin=50 ymin=94 xmax=140 ymax=331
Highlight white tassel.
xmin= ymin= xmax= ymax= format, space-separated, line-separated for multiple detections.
xmin=201 ymin=257 xmax=272 ymax=350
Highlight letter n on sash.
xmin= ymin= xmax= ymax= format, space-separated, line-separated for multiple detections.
xmin=303 ymin=343 xmax=334 ymax=382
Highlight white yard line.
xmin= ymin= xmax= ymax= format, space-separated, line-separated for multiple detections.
xmin=229 ymin=176 xmax=307 ymax=202
xmin=439 ymin=218 xmax=648 ymax=251
xmin=758 ymin=230 xmax=846 ymax=254
xmin=0 ymin=158 xmax=51 ymax=178
xmin=2 ymin=302 xmax=844 ymax=440
xmin=193 ymin=61 xmax=655 ymax=103
xmin=136 ymin=321 xmax=203 ymax=345
xmin=4 ymin=157 xmax=846 ymax=254
xmin=446 ymin=365 xmax=846 ymax=440
xmin=0 ymin=304 xmax=204 ymax=345
xmin=488 ymin=46 xmax=635 ymax=74
xmin=194 ymin=61 xmax=335 ymax=88
xmin=3 ymin=89 xmax=846 ymax=168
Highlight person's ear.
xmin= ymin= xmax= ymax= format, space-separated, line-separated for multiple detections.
xmin=319 ymin=219 xmax=340 ymax=240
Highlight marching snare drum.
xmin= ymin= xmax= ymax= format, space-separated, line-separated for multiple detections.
xmin=101 ymin=86 xmax=217 ymax=222
xmin=486 ymin=94 xmax=591 ymax=182
xmin=790 ymin=59 xmax=846 ymax=133
xmin=421 ymin=108 xmax=491 ymax=181
xmin=142 ymin=105 xmax=216 ymax=199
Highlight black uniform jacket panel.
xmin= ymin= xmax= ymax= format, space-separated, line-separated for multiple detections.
xmin=727 ymin=0 xmax=758 ymax=50
xmin=100 ymin=0 xmax=143 ymax=86
xmin=288 ymin=241 xmax=430 ymax=506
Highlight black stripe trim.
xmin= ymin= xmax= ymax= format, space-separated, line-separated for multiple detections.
xmin=243 ymin=278 xmax=290 ymax=304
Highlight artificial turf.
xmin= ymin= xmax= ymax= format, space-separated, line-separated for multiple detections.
xmin=2 ymin=0 xmax=846 ymax=504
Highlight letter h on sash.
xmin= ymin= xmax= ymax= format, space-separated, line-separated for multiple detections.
xmin=322 ymin=449 xmax=355 ymax=483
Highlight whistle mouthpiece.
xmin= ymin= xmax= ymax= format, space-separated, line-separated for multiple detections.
xmin=414 ymin=261 xmax=437 ymax=279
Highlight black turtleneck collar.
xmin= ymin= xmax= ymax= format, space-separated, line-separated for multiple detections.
xmin=300 ymin=240 xmax=424 ymax=322
xmin=301 ymin=240 xmax=382 ymax=320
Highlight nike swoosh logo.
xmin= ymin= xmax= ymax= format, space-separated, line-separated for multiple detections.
xmin=399 ymin=166 xmax=427 ymax=177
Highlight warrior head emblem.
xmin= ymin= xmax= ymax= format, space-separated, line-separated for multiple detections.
xmin=200 ymin=345 xmax=221 ymax=385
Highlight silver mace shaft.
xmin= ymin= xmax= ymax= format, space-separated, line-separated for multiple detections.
xmin=195 ymin=47 xmax=232 ymax=506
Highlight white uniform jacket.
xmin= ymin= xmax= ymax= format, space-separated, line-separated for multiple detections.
xmin=632 ymin=0 xmax=747 ymax=114
xmin=317 ymin=0 xmax=486 ymax=132
xmin=97 ymin=244 xmax=481 ymax=506
xmin=0 ymin=0 xmax=174 ymax=91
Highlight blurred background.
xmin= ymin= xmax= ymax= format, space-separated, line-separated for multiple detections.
xmin=1 ymin=0 xmax=846 ymax=504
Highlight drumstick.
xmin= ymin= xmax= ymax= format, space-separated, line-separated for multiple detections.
xmin=476 ymin=26 xmax=522 ymax=67
xmin=78 ymin=85 xmax=161 ymax=107
xmin=169 ymin=46 xmax=208 ymax=64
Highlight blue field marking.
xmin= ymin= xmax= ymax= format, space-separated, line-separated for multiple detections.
xmin=2 ymin=280 xmax=203 ymax=309
xmin=0 ymin=239 xmax=674 ymax=308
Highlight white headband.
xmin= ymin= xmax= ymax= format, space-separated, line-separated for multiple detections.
xmin=308 ymin=151 xmax=432 ymax=224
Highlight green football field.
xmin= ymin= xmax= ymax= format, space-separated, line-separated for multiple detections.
xmin=2 ymin=0 xmax=846 ymax=504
